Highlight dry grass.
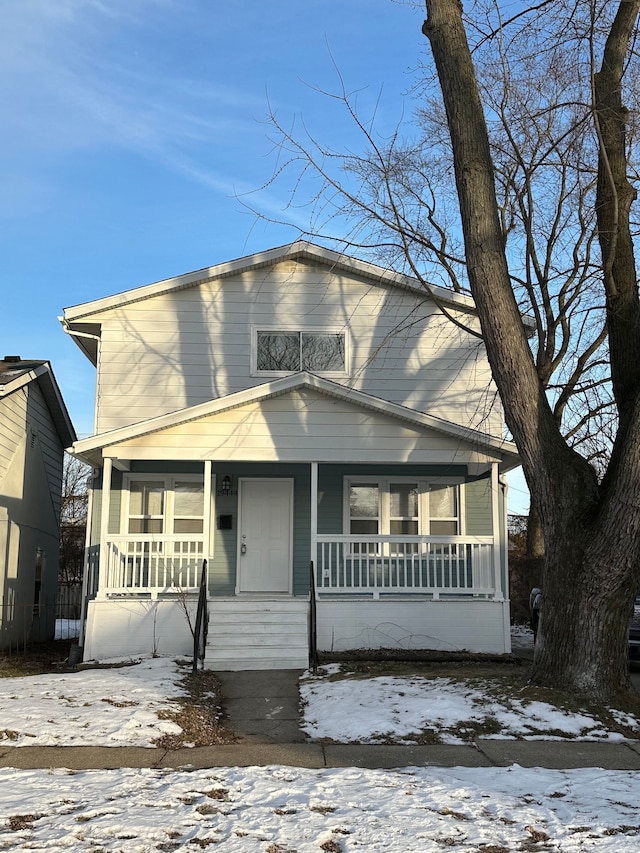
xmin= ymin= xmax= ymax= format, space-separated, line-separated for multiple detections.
xmin=0 ymin=640 xmax=76 ymax=677
xmin=154 ymin=667 xmax=237 ymax=749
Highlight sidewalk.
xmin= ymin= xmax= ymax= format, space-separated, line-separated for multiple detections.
xmin=1 ymin=668 xmax=640 ymax=771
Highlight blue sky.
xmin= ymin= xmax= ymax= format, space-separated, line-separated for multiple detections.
xmin=1 ymin=0 xmax=529 ymax=513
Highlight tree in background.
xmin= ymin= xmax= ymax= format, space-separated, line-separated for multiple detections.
xmin=59 ymin=454 xmax=90 ymax=617
xmin=260 ymin=0 xmax=640 ymax=700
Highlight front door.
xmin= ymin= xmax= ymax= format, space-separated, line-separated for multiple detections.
xmin=237 ymin=478 xmax=293 ymax=593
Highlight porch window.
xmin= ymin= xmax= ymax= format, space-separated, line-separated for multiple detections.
xmin=429 ymin=484 xmax=459 ymax=534
xmin=255 ymin=330 xmax=346 ymax=374
xmin=349 ymin=483 xmax=380 ymax=535
xmin=344 ymin=478 xmax=462 ymax=536
xmin=128 ymin=481 xmax=165 ymax=534
xmin=173 ymin=482 xmax=204 ymax=534
xmin=125 ymin=477 xmax=204 ymax=534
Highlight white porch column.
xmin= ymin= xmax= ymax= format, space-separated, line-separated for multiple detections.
xmin=491 ymin=461 xmax=504 ymax=600
xmin=204 ymin=459 xmax=212 ymax=574
xmin=310 ymin=462 xmax=318 ymax=595
xmin=97 ymin=456 xmax=112 ymax=599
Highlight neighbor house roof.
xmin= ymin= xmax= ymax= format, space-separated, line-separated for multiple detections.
xmin=0 ymin=357 xmax=76 ymax=447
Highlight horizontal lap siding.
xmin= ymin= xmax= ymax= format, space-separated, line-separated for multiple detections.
xmin=0 ymin=390 xmax=27 ymax=480
xmin=110 ymin=391 xmax=486 ymax=465
xmin=465 ymin=476 xmax=493 ymax=535
xmin=26 ymin=383 xmax=65 ymax=523
xmin=93 ymin=259 xmax=500 ymax=435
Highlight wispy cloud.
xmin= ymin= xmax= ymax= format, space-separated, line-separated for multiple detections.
xmin=0 ymin=0 xmax=270 ymax=201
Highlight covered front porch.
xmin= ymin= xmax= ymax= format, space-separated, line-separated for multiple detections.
xmin=89 ymin=459 xmax=506 ymax=603
xmin=73 ymin=376 xmax=518 ymax=667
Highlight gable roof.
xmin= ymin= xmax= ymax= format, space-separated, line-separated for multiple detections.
xmin=0 ymin=357 xmax=76 ymax=447
xmin=60 ymin=241 xmax=482 ymax=365
xmin=71 ymin=372 xmax=519 ymax=471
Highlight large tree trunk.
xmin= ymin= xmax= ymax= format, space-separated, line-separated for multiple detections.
xmin=423 ymin=0 xmax=640 ymax=701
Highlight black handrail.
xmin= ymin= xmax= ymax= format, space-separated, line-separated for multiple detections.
xmin=309 ymin=560 xmax=318 ymax=673
xmin=192 ymin=559 xmax=208 ymax=674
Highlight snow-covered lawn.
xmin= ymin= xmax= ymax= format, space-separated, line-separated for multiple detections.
xmin=0 ymin=657 xmax=186 ymax=747
xmin=1 ymin=647 xmax=640 ymax=849
xmin=2 ymin=764 xmax=640 ymax=851
xmin=301 ymin=663 xmax=640 ymax=744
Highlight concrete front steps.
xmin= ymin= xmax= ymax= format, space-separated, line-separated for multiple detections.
xmin=205 ymin=597 xmax=310 ymax=670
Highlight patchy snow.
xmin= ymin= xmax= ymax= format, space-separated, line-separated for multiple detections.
xmin=510 ymin=622 xmax=534 ymax=647
xmin=0 ymin=657 xmax=187 ymax=747
xmin=1 ymin=654 xmax=640 ymax=849
xmin=300 ymin=666 xmax=640 ymax=744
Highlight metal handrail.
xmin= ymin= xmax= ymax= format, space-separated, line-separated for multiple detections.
xmin=192 ymin=559 xmax=208 ymax=674
xmin=309 ymin=560 xmax=318 ymax=673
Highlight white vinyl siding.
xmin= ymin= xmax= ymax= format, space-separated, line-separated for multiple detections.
xmin=106 ymin=388 xmax=503 ymax=467
xmin=91 ymin=258 xmax=499 ymax=434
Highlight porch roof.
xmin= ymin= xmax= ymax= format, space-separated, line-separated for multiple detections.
xmin=69 ymin=373 xmax=519 ymax=472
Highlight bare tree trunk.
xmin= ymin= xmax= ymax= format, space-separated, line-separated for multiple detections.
xmin=423 ymin=0 xmax=640 ymax=701
xmin=526 ymin=507 xmax=544 ymax=563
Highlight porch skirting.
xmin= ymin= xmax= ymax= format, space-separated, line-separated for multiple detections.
xmin=81 ymin=596 xmax=511 ymax=667
xmin=315 ymin=598 xmax=512 ymax=656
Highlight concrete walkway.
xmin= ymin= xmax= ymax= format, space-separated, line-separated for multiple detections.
xmin=1 ymin=667 xmax=640 ymax=771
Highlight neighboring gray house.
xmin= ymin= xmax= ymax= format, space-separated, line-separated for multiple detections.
xmin=0 ymin=357 xmax=76 ymax=648
xmin=63 ymin=242 xmax=521 ymax=669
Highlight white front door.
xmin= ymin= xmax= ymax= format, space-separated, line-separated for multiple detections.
xmin=237 ymin=478 xmax=293 ymax=593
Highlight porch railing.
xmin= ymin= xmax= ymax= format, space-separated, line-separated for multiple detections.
xmin=316 ymin=535 xmax=496 ymax=598
xmin=100 ymin=535 xmax=204 ymax=595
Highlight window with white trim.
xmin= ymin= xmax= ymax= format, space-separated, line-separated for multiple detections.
xmin=344 ymin=478 xmax=462 ymax=537
xmin=254 ymin=329 xmax=347 ymax=375
xmin=124 ymin=477 xmax=204 ymax=535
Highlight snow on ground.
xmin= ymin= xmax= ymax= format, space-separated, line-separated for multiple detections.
xmin=2 ymin=651 xmax=638 ymax=749
xmin=1 ymin=764 xmax=640 ymax=851
xmin=0 ymin=657 xmax=187 ymax=747
xmin=54 ymin=619 xmax=80 ymax=640
xmin=300 ymin=665 xmax=638 ymax=743
xmin=1 ymin=645 xmax=640 ymax=849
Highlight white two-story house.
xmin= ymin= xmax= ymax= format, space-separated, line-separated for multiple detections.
xmin=62 ymin=241 xmax=520 ymax=669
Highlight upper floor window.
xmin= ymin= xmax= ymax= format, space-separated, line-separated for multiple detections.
xmin=255 ymin=329 xmax=347 ymax=375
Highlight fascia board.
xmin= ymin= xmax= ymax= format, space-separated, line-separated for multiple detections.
xmin=62 ymin=241 xmax=478 ymax=321
xmin=1 ymin=363 xmax=76 ymax=446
